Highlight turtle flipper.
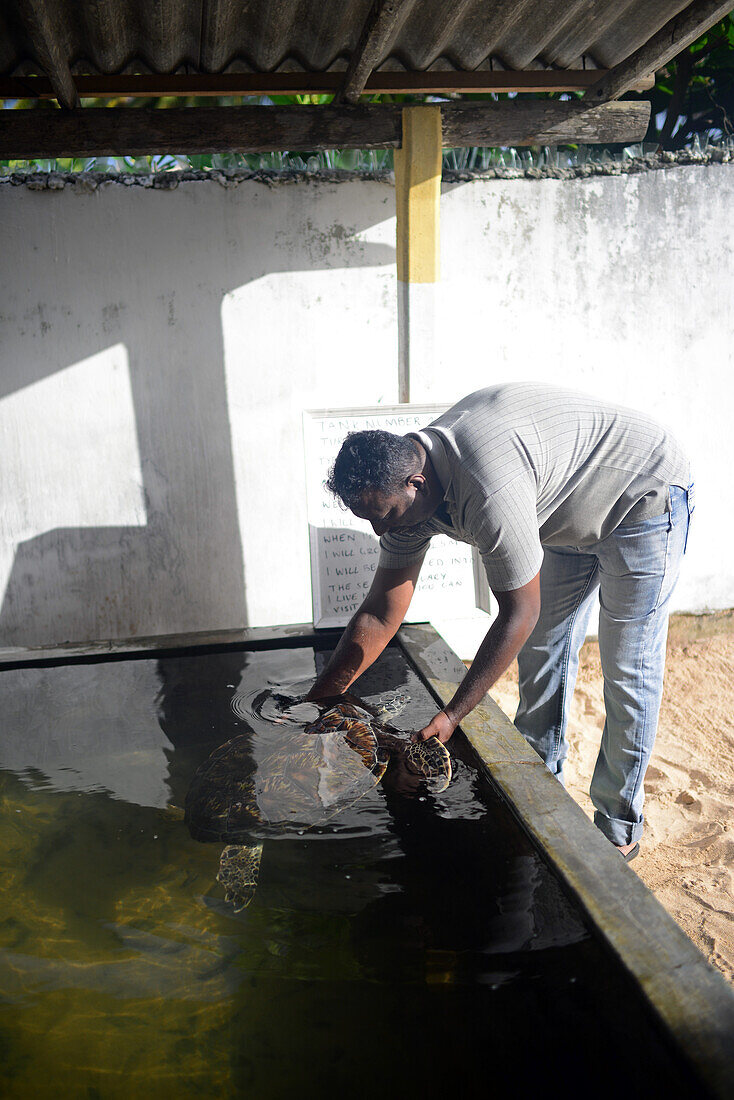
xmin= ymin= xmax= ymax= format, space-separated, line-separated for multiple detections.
xmin=404 ymin=736 xmax=452 ymax=794
xmin=217 ymin=843 xmax=264 ymax=912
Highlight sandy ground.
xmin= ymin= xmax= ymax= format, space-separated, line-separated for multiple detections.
xmin=490 ymin=611 xmax=734 ymax=984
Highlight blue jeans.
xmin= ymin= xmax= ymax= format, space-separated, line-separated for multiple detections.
xmin=515 ymin=485 xmax=694 ymax=846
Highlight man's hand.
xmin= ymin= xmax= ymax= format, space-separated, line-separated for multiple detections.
xmin=413 ymin=709 xmax=456 ymax=744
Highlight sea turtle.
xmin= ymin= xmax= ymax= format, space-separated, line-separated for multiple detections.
xmin=184 ymin=697 xmax=452 ymax=912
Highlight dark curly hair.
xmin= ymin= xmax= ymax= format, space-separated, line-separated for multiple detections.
xmin=326 ymin=430 xmax=421 ymax=510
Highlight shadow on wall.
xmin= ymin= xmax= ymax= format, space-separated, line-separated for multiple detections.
xmin=0 ymin=182 xmax=395 ymax=647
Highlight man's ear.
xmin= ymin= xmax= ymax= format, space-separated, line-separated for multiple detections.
xmin=407 ymin=472 xmax=426 ymax=491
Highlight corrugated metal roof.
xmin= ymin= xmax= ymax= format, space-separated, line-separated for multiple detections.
xmin=0 ymin=0 xmax=693 ymax=79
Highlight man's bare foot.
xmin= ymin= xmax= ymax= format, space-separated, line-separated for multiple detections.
xmin=615 ymin=841 xmax=640 ymax=861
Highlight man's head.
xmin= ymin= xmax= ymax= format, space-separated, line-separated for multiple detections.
xmin=326 ymin=430 xmax=441 ymax=536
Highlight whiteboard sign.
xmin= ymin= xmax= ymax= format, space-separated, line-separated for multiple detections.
xmin=303 ymin=405 xmax=490 ymax=628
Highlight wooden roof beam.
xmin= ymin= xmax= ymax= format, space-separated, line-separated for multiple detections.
xmin=0 ymin=101 xmax=651 ymax=160
xmin=585 ymin=0 xmax=734 ymax=104
xmin=441 ymin=99 xmax=652 ymax=146
xmin=334 ymin=0 xmax=418 ymax=105
xmin=0 ymin=69 xmax=620 ymax=100
xmin=13 ymin=0 xmax=78 ymax=109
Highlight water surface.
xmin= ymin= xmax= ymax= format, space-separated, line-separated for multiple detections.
xmin=0 ymin=641 xmax=697 ymax=1097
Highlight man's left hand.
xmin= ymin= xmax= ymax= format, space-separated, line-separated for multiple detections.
xmin=412 ymin=709 xmax=456 ymax=744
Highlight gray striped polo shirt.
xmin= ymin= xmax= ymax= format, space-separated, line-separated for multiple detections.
xmin=379 ymin=383 xmax=690 ymax=592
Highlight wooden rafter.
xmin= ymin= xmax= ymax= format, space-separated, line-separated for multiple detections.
xmin=441 ymin=100 xmax=651 ymax=146
xmin=0 ymin=69 xmax=618 ymax=101
xmin=0 ymin=101 xmax=651 ymax=160
xmin=585 ymin=0 xmax=734 ymax=104
xmin=334 ymin=0 xmax=417 ymax=105
xmin=13 ymin=0 xmax=78 ymax=109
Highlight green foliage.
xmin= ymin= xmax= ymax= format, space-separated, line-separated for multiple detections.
xmin=634 ymin=14 xmax=734 ymax=148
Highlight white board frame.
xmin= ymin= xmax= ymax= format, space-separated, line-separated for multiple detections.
xmin=303 ymin=404 xmax=491 ymax=629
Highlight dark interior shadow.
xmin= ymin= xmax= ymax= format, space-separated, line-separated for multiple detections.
xmin=0 ymin=182 xmax=395 ymax=646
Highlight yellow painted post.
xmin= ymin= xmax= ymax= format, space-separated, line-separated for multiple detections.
xmin=394 ymin=105 xmax=442 ymax=402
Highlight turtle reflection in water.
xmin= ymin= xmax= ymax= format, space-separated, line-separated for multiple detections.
xmin=185 ymin=696 xmax=452 ymax=912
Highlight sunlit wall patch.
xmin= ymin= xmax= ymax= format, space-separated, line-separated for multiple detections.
xmin=0 ymin=342 xmax=147 ymax=611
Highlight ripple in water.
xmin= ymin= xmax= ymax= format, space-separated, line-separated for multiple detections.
xmin=230 ymin=680 xmax=413 ymax=730
xmin=230 ymin=680 xmax=320 ymax=726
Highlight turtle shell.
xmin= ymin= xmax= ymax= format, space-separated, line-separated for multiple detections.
xmin=185 ymin=702 xmax=389 ymax=843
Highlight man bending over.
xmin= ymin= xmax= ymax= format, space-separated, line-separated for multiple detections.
xmin=307 ymin=383 xmax=693 ymax=861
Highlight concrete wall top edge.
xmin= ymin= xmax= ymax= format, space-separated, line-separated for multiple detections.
xmin=2 ymin=147 xmax=732 ymax=193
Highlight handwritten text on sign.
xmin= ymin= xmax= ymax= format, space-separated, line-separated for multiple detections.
xmin=303 ymin=406 xmax=486 ymax=628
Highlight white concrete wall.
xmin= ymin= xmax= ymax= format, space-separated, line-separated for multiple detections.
xmin=433 ymin=167 xmax=734 ymax=618
xmin=0 ymin=165 xmax=731 ymax=649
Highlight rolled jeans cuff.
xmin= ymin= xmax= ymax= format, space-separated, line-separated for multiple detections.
xmin=593 ymin=810 xmax=645 ymax=847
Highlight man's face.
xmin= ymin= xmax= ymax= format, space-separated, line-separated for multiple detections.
xmin=351 ymin=478 xmax=432 ymax=537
